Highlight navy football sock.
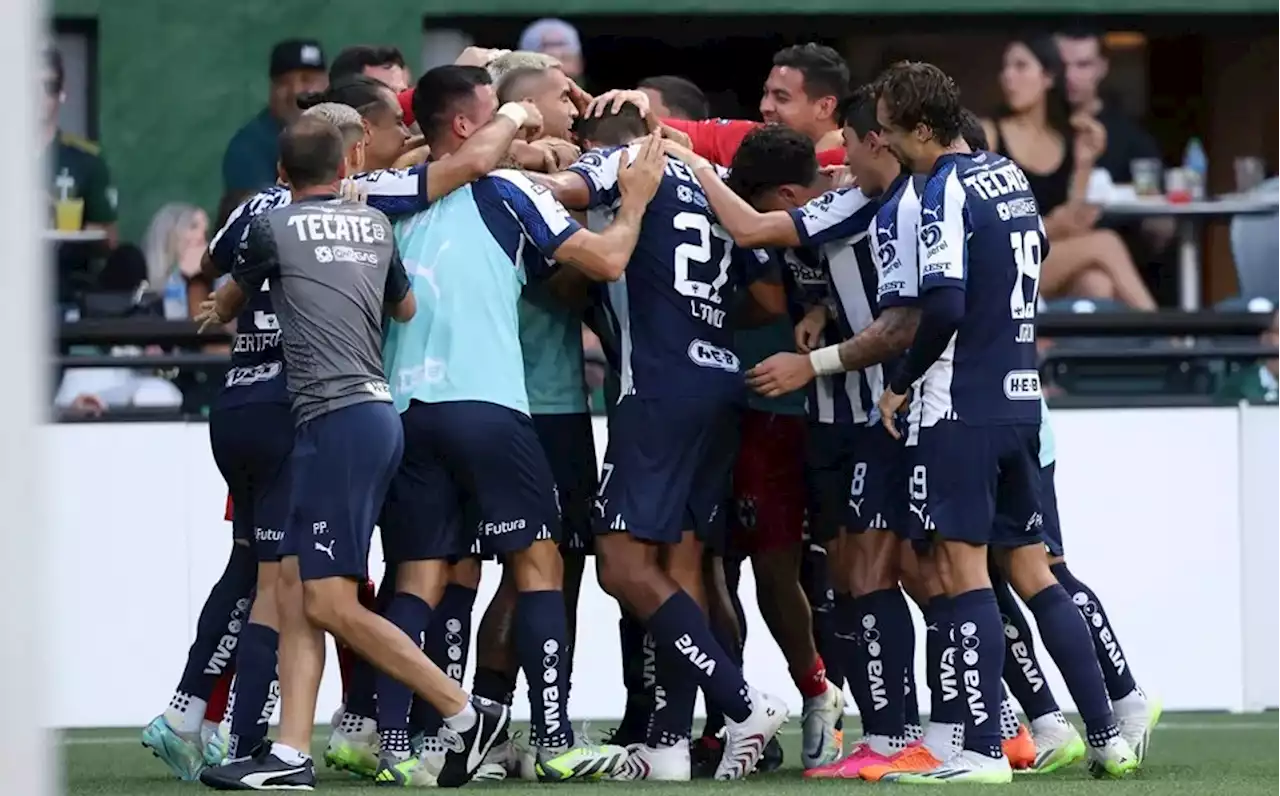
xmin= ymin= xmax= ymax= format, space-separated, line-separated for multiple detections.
xmin=617 ymin=613 xmax=652 ymax=740
xmin=903 ymin=609 xmax=922 ymax=732
xmin=227 ymin=623 xmax=279 ymax=758
xmin=702 ymin=587 xmax=742 ymax=741
xmin=1027 ymin=584 xmax=1118 ymax=745
xmin=646 ymin=591 xmax=752 ymax=723
xmin=952 ymin=588 xmax=1005 ymax=759
xmin=1050 ymin=562 xmax=1139 ymax=701
xmin=411 ymin=584 xmax=476 ymax=737
xmin=857 ymin=588 xmax=911 ymax=740
xmin=516 ymin=590 xmax=573 ymax=749
xmin=647 ymin=647 xmax=699 ymax=748
xmin=376 ymin=593 xmax=433 ymax=755
xmin=834 ymin=593 xmax=870 ymax=718
xmin=992 ymin=573 xmax=1059 ymax=720
xmin=176 ymin=544 xmax=256 ymax=704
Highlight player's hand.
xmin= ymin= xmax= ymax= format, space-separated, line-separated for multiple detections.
xmin=455 ymin=46 xmax=509 ymax=68
xmin=516 ymin=100 xmax=545 ymax=140
xmin=657 ymin=124 xmax=692 ymax=147
xmin=1070 ymin=113 xmax=1107 ymax=166
xmin=660 ymin=138 xmax=711 ymax=173
xmin=747 ymin=352 xmax=816 ymax=398
xmin=822 ymin=164 xmax=855 ymax=190
xmin=534 ymin=137 xmax=582 ymax=170
xmin=794 ymin=304 xmax=828 ymax=353
xmin=878 ymin=387 xmax=908 ymax=440
xmin=392 ymin=136 xmax=431 ymax=169
xmin=69 ymin=393 xmax=107 ymax=418
xmin=195 ymin=293 xmax=229 ymax=333
xmin=585 ymin=89 xmax=651 ymax=121
xmin=616 ymin=135 xmax=666 ymax=207
xmin=509 ymin=140 xmax=559 ymax=173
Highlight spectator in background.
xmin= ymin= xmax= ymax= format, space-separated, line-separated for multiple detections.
xmin=219 ymin=40 xmax=327 ymax=218
xmin=330 ymin=45 xmax=410 ymax=93
xmin=638 ymin=75 xmax=710 ymax=121
xmin=519 ymin=18 xmax=584 ymax=81
xmin=1215 ymin=310 xmax=1279 ymax=404
xmin=982 ymin=35 xmax=1157 ymax=310
xmin=44 ymin=46 xmax=117 ymax=246
xmin=141 ymin=203 xmax=209 ymax=320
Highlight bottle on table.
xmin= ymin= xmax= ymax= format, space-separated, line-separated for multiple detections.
xmin=1182 ymin=137 xmax=1207 ymax=201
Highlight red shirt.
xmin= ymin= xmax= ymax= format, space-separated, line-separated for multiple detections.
xmin=663 ymin=118 xmax=844 ymax=168
xmin=399 ymin=89 xmax=417 ymax=126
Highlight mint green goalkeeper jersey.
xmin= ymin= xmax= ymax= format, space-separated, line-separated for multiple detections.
xmin=519 ymin=281 xmax=588 ymax=415
xmin=735 ymin=318 xmax=807 ymax=416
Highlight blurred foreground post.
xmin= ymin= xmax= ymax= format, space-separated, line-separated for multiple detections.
xmin=0 ymin=0 xmax=54 ymax=792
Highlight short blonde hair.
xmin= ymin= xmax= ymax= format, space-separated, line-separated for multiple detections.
xmin=488 ymin=50 xmax=560 ymax=83
xmin=301 ymin=102 xmax=365 ymax=145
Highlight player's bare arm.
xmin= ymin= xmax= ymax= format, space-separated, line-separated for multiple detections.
xmin=196 ymin=279 xmax=246 ymax=333
xmin=794 ymin=302 xmax=829 ymax=353
xmin=662 ymin=139 xmax=801 ymax=249
xmin=425 ymin=101 xmax=543 ymax=201
xmin=529 ymin=169 xmax=592 ymax=210
xmin=549 ymin=138 xmax=665 ymax=280
xmin=837 ymin=305 xmax=921 ymax=373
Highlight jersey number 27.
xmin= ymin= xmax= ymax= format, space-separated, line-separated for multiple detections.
xmin=673 ymin=212 xmax=733 ymax=304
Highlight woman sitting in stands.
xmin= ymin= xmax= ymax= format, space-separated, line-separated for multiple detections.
xmin=982 ymin=35 xmax=1157 ymax=310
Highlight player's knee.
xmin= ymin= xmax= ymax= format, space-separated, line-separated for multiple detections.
xmin=510 ymin=540 xmax=564 ymax=591
xmin=397 ymin=559 xmax=449 ymax=606
xmin=450 ymin=557 xmax=482 ymax=590
xmin=1003 ymin=544 xmax=1057 ymax=599
xmin=938 ymin=540 xmax=990 ymax=594
xmin=249 ymin=562 xmax=282 ymax=627
xmin=300 ymin=578 xmax=355 ymax=633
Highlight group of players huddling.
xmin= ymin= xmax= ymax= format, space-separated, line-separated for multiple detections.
xmin=135 ymin=42 xmax=1162 ymax=791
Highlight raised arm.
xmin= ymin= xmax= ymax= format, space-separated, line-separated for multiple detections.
xmin=423 ymin=101 xmax=542 ymax=202
xmin=662 ymin=140 xmax=800 ymax=248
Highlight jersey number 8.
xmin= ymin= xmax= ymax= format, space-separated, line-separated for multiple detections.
xmin=673 ymin=211 xmax=733 ymax=305
xmin=1009 ymin=230 xmax=1043 ymax=321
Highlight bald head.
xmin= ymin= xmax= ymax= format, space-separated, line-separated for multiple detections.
xmin=279 ymin=116 xmax=346 ymax=190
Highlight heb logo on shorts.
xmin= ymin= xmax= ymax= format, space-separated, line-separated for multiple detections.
xmin=687 ymin=339 xmax=740 ymax=373
xmin=481 ymin=518 xmax=527 ymax=537
xmin=1003 ymin=369 xmax=1042 ymax=400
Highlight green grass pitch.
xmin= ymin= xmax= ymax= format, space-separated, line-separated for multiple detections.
xmin=63 ymin=712 xmax=1277 ymax=795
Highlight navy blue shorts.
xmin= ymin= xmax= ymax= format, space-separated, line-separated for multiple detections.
xmin=595 ymin=396 xmax=737 ymax=548
xmin=280 ymin=401 xmax=403 ymax=581
xmin=904 ymin=421 xmax=1043 ymax=548
xmin=846 ymin=422 xmax=909 ymax=537
xmin=805 ymin=421 xmax=858 ymax=544
xmin=381 ymin=400 xmax=559 ymax=564
xmin=209 ymin=402 xmax=295 ymax=561
xmin=533 ymin=413 xmax=598 ymax=554
xmin=1040 ymin=463 xmax=1064 ymax=557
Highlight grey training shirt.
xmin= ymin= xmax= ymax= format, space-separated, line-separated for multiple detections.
xmin=233 ymin=194 xmax=411 ymax=425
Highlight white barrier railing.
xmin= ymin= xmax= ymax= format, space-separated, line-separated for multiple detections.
xmin=48 ymin=406 xmax=1277 ymax=727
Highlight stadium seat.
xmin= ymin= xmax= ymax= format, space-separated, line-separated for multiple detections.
xmin=1228 ymin=178 xmax=1279 ymax=304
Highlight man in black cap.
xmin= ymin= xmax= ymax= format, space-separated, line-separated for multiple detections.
xmin=218 ymin=39 xmax=328 ymax=220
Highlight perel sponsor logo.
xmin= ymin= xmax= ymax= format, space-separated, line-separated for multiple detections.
xmin=675 ymin=633 xmax=717 ymax=675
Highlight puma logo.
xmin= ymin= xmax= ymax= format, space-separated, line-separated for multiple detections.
xmin=314 ymin=539 xmax=336 ymax=561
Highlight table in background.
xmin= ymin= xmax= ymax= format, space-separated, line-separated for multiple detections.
xmin=1102 ymin=195 xmax=1279 ymax=311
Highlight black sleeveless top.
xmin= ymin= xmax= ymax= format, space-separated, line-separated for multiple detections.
xmin=992 ymin=121 xmax=1075 ymax=215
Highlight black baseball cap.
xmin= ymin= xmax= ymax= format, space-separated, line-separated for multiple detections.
xmin=270 ymin=39 xmax=326 ymax=78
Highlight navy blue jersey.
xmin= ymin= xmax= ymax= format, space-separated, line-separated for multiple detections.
xmin=568 ymin=145 xmax=770 ymax=402
xmin=787 ymin=187 xmax=885 ymax=423
xmin=917 ymin=152 xmax=1046 ymax=426
xmin=208 ymin=166 xmax=434 ymax=408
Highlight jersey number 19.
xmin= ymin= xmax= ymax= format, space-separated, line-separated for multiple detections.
xmin=1010 ymin=229 xmax=1042 ymax=343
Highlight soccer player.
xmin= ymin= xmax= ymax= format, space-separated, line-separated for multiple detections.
xmin=194 ymin=116 xmax=496 ymax=793
xmin=662 ymin=92 xmax=923 ymax=776
xmin=534 ymin=101 xmax=790 ymax=782
xmin=379 ymin=68 xmax=665 ymax=784
xmin=869 ymin=62 xmax=1135 ymax=782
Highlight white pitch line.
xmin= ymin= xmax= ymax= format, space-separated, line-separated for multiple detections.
xmin=60 ymin=721 xmax=1277 ymax=746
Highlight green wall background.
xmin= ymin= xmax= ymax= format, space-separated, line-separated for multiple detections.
xmin=56 ymin=0 xmax=1271 ymax=243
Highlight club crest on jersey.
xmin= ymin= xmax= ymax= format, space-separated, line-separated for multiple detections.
xmin=687 ymin=339 xmax=740 ymax=372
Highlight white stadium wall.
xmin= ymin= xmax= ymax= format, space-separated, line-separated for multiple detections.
xmin=47 ymin=406 xmax=1278 ymax=728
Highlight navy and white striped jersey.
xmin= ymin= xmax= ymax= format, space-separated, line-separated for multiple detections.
xmin=568 ymin=145 xmax=771 ymax=402
xmin=207 ymin=164 xmax=434 ymax=407
xmin=916 ymin=151 xmax=1045 ymax=426
xmin=871 ymin=174 xmax=925 ymax=311
xmin=786 ymin=187 xmax=883 ymax=424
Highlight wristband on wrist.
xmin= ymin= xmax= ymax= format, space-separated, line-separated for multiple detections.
xmin=808 ymin=345 xmax=844 ymax=376
xmin=495 ymin=102 xmax=528 ymax=128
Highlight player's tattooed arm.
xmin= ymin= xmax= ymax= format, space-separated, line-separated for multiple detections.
xmin=661 ymin=139 xmax=801 ymax=249
xmin=836 ymin=305 xmax=922 ymax=373
xmin=425 ymin=101 xmax=543 ymax=201
xmin=527 ymin=170 xmax=592 ymax=210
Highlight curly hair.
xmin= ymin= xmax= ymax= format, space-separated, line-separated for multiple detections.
xmin=725 ymin=124 xmax=819 ymax=203
xmin=875 ymin=61 xmax=964 ymax=144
